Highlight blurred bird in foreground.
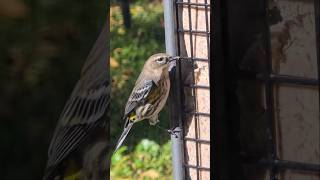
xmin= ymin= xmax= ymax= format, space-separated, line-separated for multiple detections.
xmin=43 ymin=22 xmax=110 ymax=180
xmin=114 ymin=53 xmax=180 ymax=153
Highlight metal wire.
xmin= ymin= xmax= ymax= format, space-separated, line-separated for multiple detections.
xmin=174 ymin=0 xmax=320 ymax=179
xmin=163 ymin=0 xmax=185 ymax=179
xmin=176 ymin=1 xmax=210 ymax=7
xmin=315 ymin=0 xmax=320 ymax=113
xmin=241 ymin=155 xmax=320 ymax=172
xmin=240 ymin=1 xmax=320 ymax=179
xmin=184 ymin=84 xmax=210 ymax=89
xmin=263 ymin=1 xmax=278 ymax=179
xmin=239 ymin=72 xmax=319 ymax=86
xmin=175 ymin=0 xmax=211 ymax=179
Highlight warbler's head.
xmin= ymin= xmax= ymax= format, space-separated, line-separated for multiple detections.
xmin=145 ymin=53 xmax=179 ymax=70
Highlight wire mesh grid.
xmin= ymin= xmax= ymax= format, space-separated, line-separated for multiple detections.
xmin=240 ymin=0 xmax=320 ymax=179
xmin=174 ymin=0 xmax=210 ymax=179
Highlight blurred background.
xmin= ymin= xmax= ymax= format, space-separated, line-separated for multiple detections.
xmin=0 ymin=0 xmax=106 ymax=179
xmin=110 ymin=0 xmax=172 ymax=179
xmin=0 ymin=0 xmax=172 ymax=179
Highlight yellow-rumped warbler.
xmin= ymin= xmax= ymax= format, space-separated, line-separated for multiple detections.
xmin=43 ymin=23 xmax=110 ymax=180
xmin=114 ymin=53 xmax=179 ymax=152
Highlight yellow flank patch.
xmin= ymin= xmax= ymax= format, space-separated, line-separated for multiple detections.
xmin=128 ymin=113 xmax=136 ymax=121
xmin=64 ymin=171 xmax=81 ymax=180
xmin=63 ymin=159 xmax=81 ymax=180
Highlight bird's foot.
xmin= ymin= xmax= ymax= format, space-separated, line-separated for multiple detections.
xmin=167 ymin=128 xmax=180 ymax=138
xmin=149 ymin=118 xmax=159 ymax=125
xmin=149 ymin=115 xmax=159 ymax=125
xmin=155 ymin=124 xmax=180 ymax=138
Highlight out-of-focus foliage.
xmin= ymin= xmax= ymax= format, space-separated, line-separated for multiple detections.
xmin=111 ymin=139 xmax=172 ymax=180
xmin=110 ymin=0 xmax=172 ymax=179
xmin=0 ymin=0 xmax=106 ymax=179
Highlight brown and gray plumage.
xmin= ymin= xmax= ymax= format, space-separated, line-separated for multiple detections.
xmin=43 ymin=23 xmax=110 ymax=180
xmin=114 ymin=53 xmax=179 ymax=152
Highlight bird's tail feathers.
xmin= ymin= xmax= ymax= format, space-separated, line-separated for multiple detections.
xmin=43 ymin=166 xmax=61 ymax=180
xmin=113 ymin=118 xmax=134 ymax=153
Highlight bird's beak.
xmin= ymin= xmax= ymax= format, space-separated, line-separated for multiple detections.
xmin=168 ymin=56 xmax=180 ymax=62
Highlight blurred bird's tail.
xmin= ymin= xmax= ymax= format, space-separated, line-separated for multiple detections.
xmin=113 ymin=118 xmax=134 ymax=153
xmin=43 ymin=166 xmax=59 ymax=180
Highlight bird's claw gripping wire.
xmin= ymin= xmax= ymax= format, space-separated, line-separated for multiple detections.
xmin=156 ymin=124 xmax=180 ymax=138
xmin=167 ymin=128 xmax=180 ymax=138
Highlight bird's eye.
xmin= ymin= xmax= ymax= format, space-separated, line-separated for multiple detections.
xmin=156 ymin=57 xmax=164 ymax=63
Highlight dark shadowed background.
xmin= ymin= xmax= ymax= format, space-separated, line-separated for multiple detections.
xmin=0 ymin=0 xmax=172 ymax=179
xmin=0 ymin=0 xmax=106 ymax=179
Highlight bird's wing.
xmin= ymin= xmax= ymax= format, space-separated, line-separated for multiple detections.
xmin=124 ymin=79 xmax=156 ymax=116
xmin=47 ymin=83 xmax=109 ymax=166
xmin=44 ymin=23 xmax=109 ymax=178
xmin=112 ymin=80 xmax=156 ymax=153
